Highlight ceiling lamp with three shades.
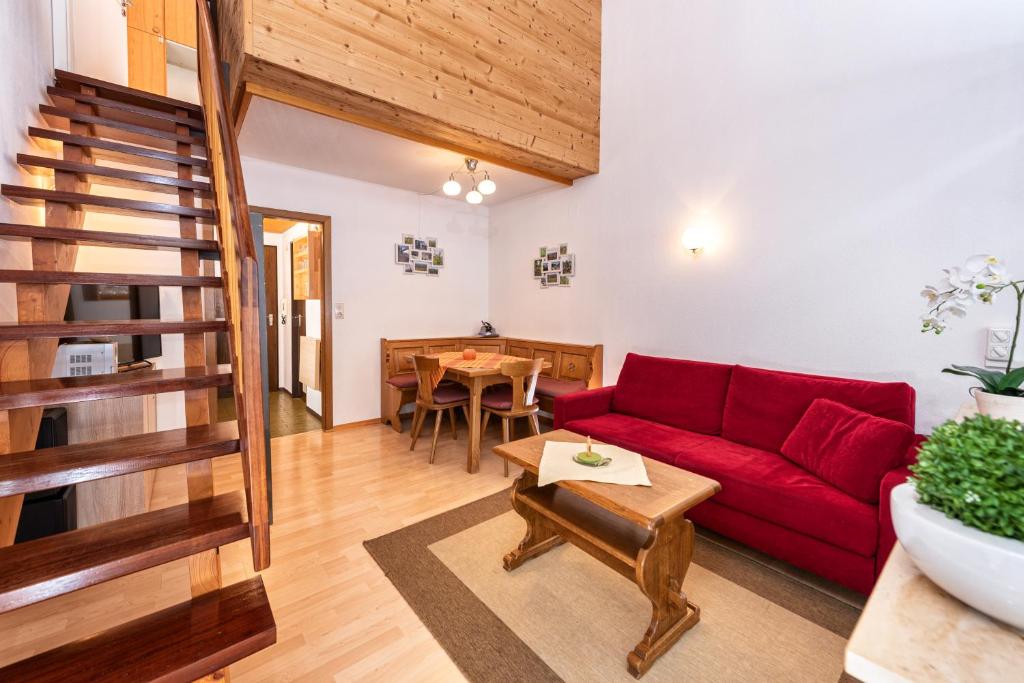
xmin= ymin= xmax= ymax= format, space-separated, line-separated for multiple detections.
xmin=441 ymin=157 xmax=497 ymax=204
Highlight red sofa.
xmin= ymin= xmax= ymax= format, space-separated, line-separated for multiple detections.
xmin=553 ymin=353 xmax=922 ymax=594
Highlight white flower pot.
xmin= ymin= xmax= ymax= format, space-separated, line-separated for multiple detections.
xmin=891 ymin=483 xmax=1024 ymax=631
xmin=975 ymin=390 xmax=1024 ymax=422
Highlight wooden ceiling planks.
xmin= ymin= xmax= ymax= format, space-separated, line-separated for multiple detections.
xmin=218 ymin=0 xmax=601 ymax=182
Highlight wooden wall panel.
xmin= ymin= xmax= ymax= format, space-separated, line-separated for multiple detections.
xmin=165 ymin=0 xmax=198 ymax=48
xmin=218 ymin=0 xmax=600 ymax=182
xmin=128 ymin=28 xmax=168 ymax=95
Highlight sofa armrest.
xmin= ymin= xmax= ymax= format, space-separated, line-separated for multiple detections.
xmin=553 ymin=386 xmax=615 ymax=429
xmin=876 ymin=435 xmax=927 ymax=574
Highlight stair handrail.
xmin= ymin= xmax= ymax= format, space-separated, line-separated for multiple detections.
xmin=194 ymin=0 xmax=270 ymax=570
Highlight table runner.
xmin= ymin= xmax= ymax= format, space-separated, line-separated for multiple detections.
xmin=427 ymin=351 xmax=525 ymax=389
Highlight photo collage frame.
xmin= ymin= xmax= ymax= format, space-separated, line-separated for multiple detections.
xmin=534 ymin=243 xmax=575 ymax=288
xmin=395 ymin=234 xmax=444 ymax=276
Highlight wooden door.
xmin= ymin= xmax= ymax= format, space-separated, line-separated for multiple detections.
xmin=290 ymin=241 xmax=306 ymax=399
xmin=263 ymin=245 xmax=279 ymax=391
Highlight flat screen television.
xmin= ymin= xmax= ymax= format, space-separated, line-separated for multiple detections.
xmin=64 ymin=284 xmax=162 ymax=365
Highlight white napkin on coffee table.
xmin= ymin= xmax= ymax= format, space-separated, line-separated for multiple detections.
xmin=538 ymin=441 xmax=651 ymax=487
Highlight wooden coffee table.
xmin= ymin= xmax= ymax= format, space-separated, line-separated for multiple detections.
xmin=493 ymin=429 xmax=721 ymax=678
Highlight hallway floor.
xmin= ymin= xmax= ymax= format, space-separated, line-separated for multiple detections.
xmin=218 ymin=390 xmax=322 ymax=438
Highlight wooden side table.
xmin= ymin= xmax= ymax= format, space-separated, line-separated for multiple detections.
xmin=845 ymin=544 xmax=1024 ymax=682
xmin=494 ymin=429 xmax=720 ymax=678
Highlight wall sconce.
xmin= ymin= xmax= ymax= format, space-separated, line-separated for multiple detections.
xmin=681 ymin=224 xmax=709 ymax=255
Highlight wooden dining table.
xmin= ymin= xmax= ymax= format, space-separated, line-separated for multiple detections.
xmin=427 ymin=351 xmax=551 ymax=473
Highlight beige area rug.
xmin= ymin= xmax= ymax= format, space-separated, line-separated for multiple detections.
xmin=364 ymin=491 xmax=863 ymax=683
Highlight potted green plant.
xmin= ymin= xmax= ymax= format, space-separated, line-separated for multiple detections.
xmin=921 ymin=254 xmax=1024 ymax=420
xmin=891 ymin=414 xmax=1024 ymax=629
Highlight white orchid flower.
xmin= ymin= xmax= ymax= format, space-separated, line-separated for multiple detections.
xmin=921 ymin=286 xmax=941 ymax=305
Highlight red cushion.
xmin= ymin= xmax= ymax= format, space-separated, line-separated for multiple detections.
xmin=721 ymin=366 xmax=915 ymax=453
xmin=780 ymin=399 xmax=914 ymax=504
xmin=535 ymin=376 xmax=587 ymax=398
xmin=564 ymin=413 xmax=717 ymax=466
xmin=387 ymin=372 xmax=418 ymax=389
xmin=432 ymin=383 xmax=470 ymax=405
xmin=673 ymin=437 xmax=878 ymax=556
xmin=611 ymin=353 xmax=734 ymax=434
xmin=482 ymin=386 xmax=537 ymax=411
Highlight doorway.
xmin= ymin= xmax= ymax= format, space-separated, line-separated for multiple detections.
xmin=251 ymin=206 xmax=333 ymax=436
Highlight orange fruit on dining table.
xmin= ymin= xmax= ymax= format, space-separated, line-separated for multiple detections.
xmin=463 ymin=348 xmax=477 ymax=360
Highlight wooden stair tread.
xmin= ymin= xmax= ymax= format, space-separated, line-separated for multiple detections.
xmin=0 ymin=366 xmax=232 ymax=411
xmin=55 ymin=69 xmax=203 ymax=116
xmin=30 ymin=127 xmax=208 ymax=173
xmin=0 ymin=576 xmax=275 ymax=682
xmin=18 ymin=154 xmax=212 ymax=196
xmin=0 ymin=319 xmax=227 ymax=339
xmin=0 ymin=421 xmax=240 ymax=498
xmin=0 ymin=223 xmax=220 ymax=256
xmin=48 ymin=86 xmax=206 ymax=132
xmin=40 ymin=104 xmax=205 ymax=152
xmin=2 ymin=185 xmax=216 ymax=222
xmin=0 ymin=491 xmax=248 ymax=613
xmin=0 ymin=269 xmax=222 ymax=287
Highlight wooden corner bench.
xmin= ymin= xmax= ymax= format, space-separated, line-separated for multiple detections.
xmin=380 ymin=336 xmax=603 ymax=432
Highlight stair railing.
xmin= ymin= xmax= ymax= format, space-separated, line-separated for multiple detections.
xmin=195 ymin=0 xmax=270 ymax=570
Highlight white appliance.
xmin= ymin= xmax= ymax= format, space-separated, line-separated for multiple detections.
xmin=52 ymin=342 xmax=117 ymax=378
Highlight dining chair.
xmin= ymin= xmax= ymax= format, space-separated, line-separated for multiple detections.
xmin=410 ymin=355 xmax=471 ymax=464
xmin=481 ymin=358 xmax=544 ymax=476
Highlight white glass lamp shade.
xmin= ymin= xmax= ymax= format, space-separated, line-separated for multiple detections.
xmin=442 ymin=177 xmax=462 ymax=196
xmin=477 ymin=177 xmax=496 ymax=195
xmin=466 ymin=189 xmax=483 ymax=204
xmin=681 ymin=225 xmax=709 ymax=253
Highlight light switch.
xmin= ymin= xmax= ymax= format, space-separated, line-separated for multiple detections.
xmin=986 ymin=327 xmax=1015 ymax=368
xmin=334 ymin=302 xmax=344 ymax=320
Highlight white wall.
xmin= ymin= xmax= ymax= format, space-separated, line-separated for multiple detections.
xmin=489 ymin=0 xmax=1024 ymax=432
xmin=67 ymin=0 xmax=127 ymax=84
xmin=240 ymin=157 xmax=490 ymax=426
xmin=0 ymin=1 xmax=53 ymax=322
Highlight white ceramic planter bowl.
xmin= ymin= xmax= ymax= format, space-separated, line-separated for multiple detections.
xmin=891 ymin=483 xmax=1024 ymax=631
xmin=975 ymin=391 xmax=1024 ymax=422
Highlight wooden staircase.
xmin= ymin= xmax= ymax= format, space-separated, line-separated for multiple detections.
xmin=0 ymin=2 xmax=274 ymax=680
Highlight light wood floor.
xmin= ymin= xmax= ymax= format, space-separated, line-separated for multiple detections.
xmin=0 ymin=418 xmax=527 ymax=681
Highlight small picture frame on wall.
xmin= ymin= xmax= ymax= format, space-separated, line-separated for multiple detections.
xmin=550 ymin=260 xmax=561 ymax=271
xmin=427 ymin=237 xmax=438 ymax=249
xmin=540 ymin=277 xmax=548 ymax=288
xmin=414 ymin=261 xmax=429 ymax=274
xmin=559 ymin=243 xmax=568 ymax=256
xmin=427 ymin=266 xmax=440 ymax=276
xmin=562 ymin=255 xmax=574 ymax=276
xmin=403 ymin=263 xmax=414 ymax=274
xmin=403 ymin=234 xmax=415 ymax=246
xmin=396 ymin=244 xmax=410 ymax=264
xmin=559 ymin=275 xmax=571 ymax=286
xmin=545 ymin=272 xmax=559 ymax=285
xmin=432 ymin=249 xmax=445 ymax=267
xmin=414 ymin=239 xmax=428 ymax=251
xmin=539 ymin=246 xmax=547 ymax=258
xmin=533 ymin=258 xmax=543 ymax=278
xmin=546 ymin=250 xmax=558 ymax=262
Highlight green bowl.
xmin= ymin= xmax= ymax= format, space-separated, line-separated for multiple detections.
xmin=573 ymin=452 xmax=611 ymax=467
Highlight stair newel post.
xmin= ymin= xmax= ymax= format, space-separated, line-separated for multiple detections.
xmin=0 ymin=83 xmax=97 ymax=546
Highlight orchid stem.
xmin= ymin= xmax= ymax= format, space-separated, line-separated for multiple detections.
xmin=1007 ymin=282 xmax=1023 ymax=374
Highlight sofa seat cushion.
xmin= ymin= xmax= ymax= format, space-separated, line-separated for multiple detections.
xmin=721 ymin=365 xmax=915 ymax=453
xmin=536 ymin=376 xmax=587 ymax=398
xmin=781 ymin=398 xmax=915 ymax=503
xmin=673 ymin=437 xmax=878 ymax=556
xmin=563 ymin=413 xmax=717 ymax=465
xmin=387 ymin=372 xmax=418 ymax=389
xmin=611 ymin=353 xmax=734 ymax=434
